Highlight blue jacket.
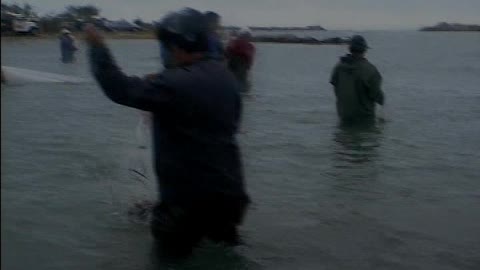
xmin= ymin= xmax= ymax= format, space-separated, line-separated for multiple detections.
xmin=60 ymin=35 xmax=76 ymax=53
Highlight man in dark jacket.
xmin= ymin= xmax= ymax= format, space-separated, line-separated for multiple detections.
xmin=85 ymin=8 xmax=249 ymax=258
xmin=330 ymin=35 xmax=385 ymax=122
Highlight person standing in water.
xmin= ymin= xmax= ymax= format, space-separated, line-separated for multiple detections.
xmin=59 ymin=29 xmax=78 ymax=63
xmin=226 ymin=27 xmax=256 ymax=92
xmin=204 ymin=11 xmax=225 ymax=60
xmin=85 ymin=8 xmax=249 ymax=258
xmin=330 ymin=35 xmax=385 ymax=123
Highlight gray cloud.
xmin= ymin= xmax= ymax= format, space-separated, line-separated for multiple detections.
xmin=6 ymin=0 xmax=480 ymax=30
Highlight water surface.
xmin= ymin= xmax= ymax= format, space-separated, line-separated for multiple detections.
xmin=2 ymin=31 xmax=480 ymax=270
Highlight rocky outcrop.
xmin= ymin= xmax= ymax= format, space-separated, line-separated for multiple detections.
xmin=251 ymin=34 xmax=350 ymax=45
xmin=420 ymin=22 xmax=480 ymax=32
xmin=250 ymin=25 xmax=326 ymax=31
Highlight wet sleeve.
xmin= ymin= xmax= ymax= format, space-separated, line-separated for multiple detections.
xmin=89 ymin=44 xmax=172 ymax=111
xmin=367 ymin=67 xmax=385 ymax=105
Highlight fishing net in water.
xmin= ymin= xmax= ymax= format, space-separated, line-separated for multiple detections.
xmin=126 ymin=112 xmax=157 ymax=223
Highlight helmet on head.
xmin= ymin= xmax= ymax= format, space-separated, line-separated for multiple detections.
xmin=61 ymin=29 xmax=71 ymax=35
xmin=156 ymin=8 xmax=209 ymax=53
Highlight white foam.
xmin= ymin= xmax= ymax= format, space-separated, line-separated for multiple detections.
xmin=2 ymin=66 xmax=89 ymax=84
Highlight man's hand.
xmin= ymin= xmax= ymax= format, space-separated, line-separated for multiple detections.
xmin=84 ymin=24 xmax=105 ymax=47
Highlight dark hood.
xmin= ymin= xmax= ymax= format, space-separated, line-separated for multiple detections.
xmin=338 ymin=54 xmax=366 ymax=73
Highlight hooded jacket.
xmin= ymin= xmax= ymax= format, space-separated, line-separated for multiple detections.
xmin=330 ymin=54 xmax=384 ymax=121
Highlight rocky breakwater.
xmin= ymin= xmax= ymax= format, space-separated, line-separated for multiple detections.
xmin=252 ymin=34 xmax=351 ymax=45
xmin=420 ymin=22 xmax=480 ymax=31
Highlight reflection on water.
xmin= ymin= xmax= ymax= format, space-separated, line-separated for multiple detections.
xmin=333 ymin=120 xmax=384 ymax=166
xmin=148 ymin=244 xmax=260 ymax=270
xmin=325 ymin=119 xmax=386 ymax=204
xmin=3 ymin=34 xmax=480 ymax=270
xmin=330 ymin=119 xmax=385 ymax=185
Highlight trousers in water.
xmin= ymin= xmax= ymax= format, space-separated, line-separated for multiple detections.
xmin=151 ymin=195 xmax=249 ymax=258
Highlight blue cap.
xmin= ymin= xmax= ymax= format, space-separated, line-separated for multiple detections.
xmin=157 ymin=8 xmax=208 ymax=43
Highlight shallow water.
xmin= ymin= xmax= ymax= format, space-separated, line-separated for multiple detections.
xmin=2 ymin=31 xmax=480 ymax=270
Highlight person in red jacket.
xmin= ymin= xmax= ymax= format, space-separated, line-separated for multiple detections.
xmin=226 ymin=27 xmax=255 ymax=92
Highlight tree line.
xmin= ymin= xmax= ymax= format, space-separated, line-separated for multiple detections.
xmin=1 ymin=3 xmax=153 ymax=33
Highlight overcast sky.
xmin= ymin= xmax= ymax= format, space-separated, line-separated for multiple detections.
xmin=5 ymin=0 xmax=480 ymax=30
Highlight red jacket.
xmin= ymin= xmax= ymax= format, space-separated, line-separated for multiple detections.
xmin=226 ymin=38 xmax=255 ymax=68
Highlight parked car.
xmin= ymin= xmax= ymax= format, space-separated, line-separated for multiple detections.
xmin=1 ymin=11 xmax=39 ymax=34
xmin=12 ymin=16 xmax=39 ymax=35
xmin=103 ymin=20 xmax=142 ymax=32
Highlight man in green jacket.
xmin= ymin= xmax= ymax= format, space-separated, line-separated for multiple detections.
xmin=330 ymin=35 xmax=385 ymax=122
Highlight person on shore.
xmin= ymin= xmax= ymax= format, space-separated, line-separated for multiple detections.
xmin=330 ymin=35 xmax=385 ymax=123
xmin=85 ymin=8 xmax=250 ymax=258
xmin=226 ymin=27 xmax=256 ymax=92
xmin=204 ymin=11 xmax=225 ymax=60
xmin=59 ymin=29 xmax=78 ymax=63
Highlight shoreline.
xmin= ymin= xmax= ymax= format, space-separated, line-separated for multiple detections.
xmin=1 ymin=31 xmax=158 ymax=40
xmin=2 ymin=28 xmax=478 ymax=42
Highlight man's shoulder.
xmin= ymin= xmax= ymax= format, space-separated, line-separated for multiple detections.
xmin=363 ymin=58 xmax=379 ymax=69
xmin=162 ymin=61 xmax=231 ymax=85
xmin=332 ymin=61 xmax=344 ymax=72
xmin=354 ymin=59 xmax=378 ymax=76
